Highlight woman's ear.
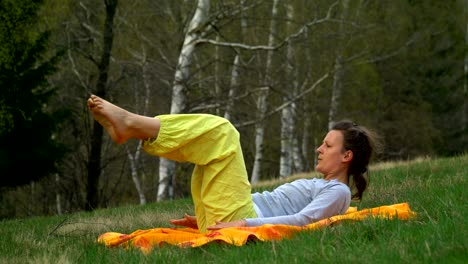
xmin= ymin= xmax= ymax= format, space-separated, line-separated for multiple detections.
xmin=343 ymin=150 xmax=353 ymax=162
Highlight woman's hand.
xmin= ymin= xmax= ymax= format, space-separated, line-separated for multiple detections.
xmin=206 ymin=219 xmax=246 ymax=230
xmin=170 ymin=214 xmax=198 ymax=229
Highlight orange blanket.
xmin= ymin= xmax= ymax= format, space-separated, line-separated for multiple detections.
xmin=97 ymin=202 xmax=415 ymax=253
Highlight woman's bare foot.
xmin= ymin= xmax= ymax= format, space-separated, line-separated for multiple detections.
xmin=87 ymin=95 xmax=132 ymax=144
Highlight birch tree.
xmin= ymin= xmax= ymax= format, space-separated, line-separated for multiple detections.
xmin=224 ymin=0 xmax=248 ymax=121
xmin=250 ymin=0 xmax=280 ymax=184
xmin=287 ymin=10 xmax=306 ymax=175
xmin=279 ymin=3 xmax=297 ymax=178
xmin=327 ymin=0 xmax=349 ymax=131
xmin=157 ymin=0 xmax=210 ymax=201
xmin=301 ymin=28 xmax=313 ymax=172
xmin=215 ymin=34 xmax=221 ymax=116
xmin=224 ymin=54 xmax=240 ymax=120
xmin=124 ymin=54 xmax=152 ymax=205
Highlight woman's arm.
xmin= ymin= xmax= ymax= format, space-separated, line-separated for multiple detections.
xmin=171 ymin=215 xmax=246 ymax=230
xmin=245 ymin=185 xmax=351 ymax=227
xmin=206 ymin=219 xmax=246 ymax=230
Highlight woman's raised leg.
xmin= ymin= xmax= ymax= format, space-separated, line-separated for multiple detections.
xmin=88 ymin=96 xmax=256 ymax=233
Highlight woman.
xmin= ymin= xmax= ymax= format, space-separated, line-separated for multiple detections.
xmin=87 ymin=95 xmax=380 ymax=233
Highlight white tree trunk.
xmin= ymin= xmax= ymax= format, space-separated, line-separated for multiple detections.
xmin=279 ymin=3 xmax=296 ymax=178
xmin=298 ymin=27 xmax=313 ymax=173
xmin=251 ymin=0 xmax=280 ymax=184
xmin=241 ymin=0 xmax=248 ymax=37
xmin=328 ymin=56 xmax=344 ymax=130
xmin=301 ymin=106 xmax=311 ymax=171
xmin=55 ymin=174 xmax=62 ymax=215
xmin=327 ymin=0 xmax=349 ymax=131
xmin=215 ymin=35 xmax=221 ymax=115
xmin=157 ymin=158 xmax=175 ymax=201
xmin=124 ymin=50 xmax=152 ymax=205
xmin=157 ymin=0 xmax=210 ymax=201
xmin=280 ymin=104 xmax=294 ymax=177
xmin=126 ymin=142 xmax=146 ymax=205
xmin=225 ymin=0 xmax=247 ymax=121
xmin=224 ymin=54 xmax=240 ymax=121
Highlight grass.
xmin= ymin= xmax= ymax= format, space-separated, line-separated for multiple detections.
xmin=0 ymin=154 xmax=466 ymax=263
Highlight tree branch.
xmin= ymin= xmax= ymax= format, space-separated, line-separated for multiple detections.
xmin=234 ymin=72 xmax=331 ymax=127
xmin=347 ymin=32 xmax=420 ymax=65
xmin=193 ymin=2 xmax=352 ymax=51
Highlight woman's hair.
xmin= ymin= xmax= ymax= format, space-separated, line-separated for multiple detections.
xmin=332 ymin=120 xmax=382 ymax=201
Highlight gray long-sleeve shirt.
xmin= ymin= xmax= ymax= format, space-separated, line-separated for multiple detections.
xmin=245 ymin=178 xmax=351 ymax=227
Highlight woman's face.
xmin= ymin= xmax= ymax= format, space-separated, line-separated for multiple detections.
xmin=315 ymin=130 xmax=348 ymax=177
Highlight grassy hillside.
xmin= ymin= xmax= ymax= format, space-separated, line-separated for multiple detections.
xmin=0 ymin=154 xmax=466 ymax=263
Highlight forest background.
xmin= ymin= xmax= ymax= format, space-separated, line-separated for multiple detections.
xmin=0 ymin=0 xmax=466 ymax=219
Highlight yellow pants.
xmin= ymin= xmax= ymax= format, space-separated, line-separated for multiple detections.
xmin=143 ymin=114 xmax=257 ymax=233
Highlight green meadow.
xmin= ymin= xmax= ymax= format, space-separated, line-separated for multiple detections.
xmin=0 ymin=154 xmax=466 ymax=264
